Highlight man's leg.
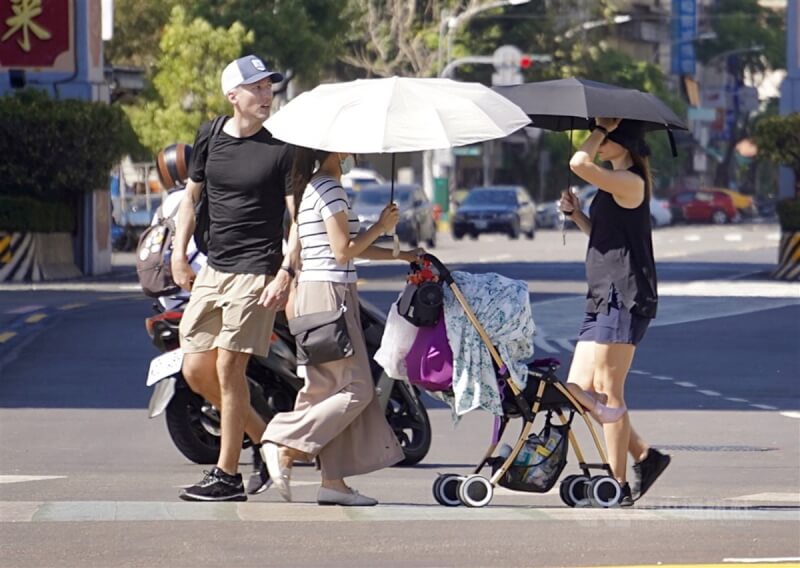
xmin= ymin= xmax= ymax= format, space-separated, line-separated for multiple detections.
xmin=215 ymin=348 xmax=252 ymax=475
xmin=182 ymin=350 xmax=266 ymax=444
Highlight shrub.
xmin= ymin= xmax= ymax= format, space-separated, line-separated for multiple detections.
xmin=776 ymin=198 xmax=800 ymax=232
xmin=0 ymin=90 xmax=143 ymax=203
xmin=0 ymin=195 xmax=75 ymax=233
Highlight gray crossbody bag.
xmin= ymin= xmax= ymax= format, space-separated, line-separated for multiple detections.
xmin=288 ymin=301 xmax=354 ymax=365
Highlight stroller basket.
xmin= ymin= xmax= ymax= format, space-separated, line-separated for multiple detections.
xmin=491 ymin=419 xmax=569 ymax=493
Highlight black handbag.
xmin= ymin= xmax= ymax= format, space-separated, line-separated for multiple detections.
xmin=397 ymin=281 xmax=443 ymax=327
xmin=288 ymin=305 xmax=354 ymax=365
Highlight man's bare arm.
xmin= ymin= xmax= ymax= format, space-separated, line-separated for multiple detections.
xmin=171 ymin=179 xmax=202 ymax=290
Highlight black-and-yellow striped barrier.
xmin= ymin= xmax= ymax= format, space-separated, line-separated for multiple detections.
xmin=774 ymin=230 xmax=800 ymax=281
xmin=0 ymin=232 xmax=41 ymax=282
xmin=0 ymin=232 xmax=82 ymax=282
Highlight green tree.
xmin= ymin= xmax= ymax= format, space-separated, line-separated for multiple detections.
xmin=187 ymin=0 xmax=351 ymax=85
xmin=754 ymin=114 xmax=800 ymax=199
xmin=104 ymin=0 xmax=182 ymax=71
xmin=123 ymin=6 xmax=253 ymax=154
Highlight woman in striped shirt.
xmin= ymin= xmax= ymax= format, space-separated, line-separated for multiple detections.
xmin=262 ymin=148 xmax=423 ymax=506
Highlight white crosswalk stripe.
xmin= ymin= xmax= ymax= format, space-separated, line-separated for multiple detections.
xmin=2 ymin=501 xmax=797 ymax=523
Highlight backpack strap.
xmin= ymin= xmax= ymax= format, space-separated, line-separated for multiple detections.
xmin=206 ymin=115 xmax=228 ymax=164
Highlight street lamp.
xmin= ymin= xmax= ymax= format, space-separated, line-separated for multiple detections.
xmin=560 ymin=14 xmax=632 ymax=40
xmin=437 ymin=0 xmax=532 ymax=77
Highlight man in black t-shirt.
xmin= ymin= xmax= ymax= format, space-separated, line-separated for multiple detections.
xmin=171 ymin=55 xmax=299 ymax=502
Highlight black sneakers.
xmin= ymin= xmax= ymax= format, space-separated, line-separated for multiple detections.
xmin=633 ymin=448 xmax=671 ymax=501
xmin=246 ymin=444 xmax=272 ymax=495
xmin=619 ymin=482 xmax=634 ymax=507
xmin=179 ymin=467 xmax=247 ymax=502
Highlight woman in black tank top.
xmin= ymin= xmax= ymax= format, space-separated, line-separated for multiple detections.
xmin=557 ymin=118 xmax=670 ymax=506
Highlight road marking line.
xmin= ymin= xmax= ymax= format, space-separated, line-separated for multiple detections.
xmin=724 ymin=234 xmax=743 ymax=242
xmin=674 ymin=381 xmax=697 ymax=388
xmin=684 ymin=234 xmax=701 ymax=241
xmin=725 ymin=397 xmax=749 ymax=403
xmin=0 ymin=331 xmax=17 ymax=343
xmin=58 ymin=303 xmax=87 ymax=310
xmin=650 ymin=375 xmax=673 ymax=381
xmin=727 ymin=493 xmax=800 ymax=503
xmin=4 ymin=304 xmax=45 ymax=314
xmin=697 ymin=389 xmax=721 ymax=397
xmin=780 ymin=411 xmax=800 ymax=419
xmin=24 ymin=313 xmax=47 ymax=324
xmin=723 ymin=558 xmax=800 ymax=564
xmin=749 ymin=403 xmax=778 ymax=410
xmin=629 ymin=370 xmax=651 ymax=376
xmin=555 ymin=339 xmax=575 ymax=352
xmin=766 ymin=233 xmax=781 ymax=241
xmin=0 ymin=475 xmax=66 ymax=484
xmin=3 ymin=501 xmax=798 ymax=523
xmin=533 ymin=336 xmax=558 ymax=353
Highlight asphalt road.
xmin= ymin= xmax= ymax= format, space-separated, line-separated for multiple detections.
xmin=0 ymin=223 xmax=798 ymax=567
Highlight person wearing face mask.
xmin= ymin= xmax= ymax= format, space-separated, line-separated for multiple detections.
xmin=558 ymin=118 xmax=671 ymax=507
xmin=261 ymin=148 xmax=424 ymax=506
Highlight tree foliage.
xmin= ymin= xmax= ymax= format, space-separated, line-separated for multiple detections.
xmin=186 ymin=0 xmax=351 ymax=84
xmin=122 ymin=6 xmax=253 ymax=154
xmin=754 ymin=114 xmax=800 ymax=192
xmin=104 ymin=0 xmax=182 ymax=71
xmin=0 ymin=90 xmax=140 ymax=200
xmin=696 ymin=0 xmax=785 ymax=76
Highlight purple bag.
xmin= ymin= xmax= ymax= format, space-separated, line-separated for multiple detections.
xmin=405 ymin=314 xmax=453 ymax=391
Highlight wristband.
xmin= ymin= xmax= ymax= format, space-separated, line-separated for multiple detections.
xmin=563 ymin=210 xmax=574 ymax=217
xmin=279 ymin=265 xmax=295 ymax=278
xmin=592 ymin=125 xmax=609 ymax=137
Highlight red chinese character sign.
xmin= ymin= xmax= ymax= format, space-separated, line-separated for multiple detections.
xmin=0 ymin=0 xmax=74 ymax=71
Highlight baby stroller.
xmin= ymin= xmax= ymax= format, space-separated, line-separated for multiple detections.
xmin=408 ymin=255 xmax=623 ymax=509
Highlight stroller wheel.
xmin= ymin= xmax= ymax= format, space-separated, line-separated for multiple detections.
xmin=458 ymin=475 xmax=494 ymax=508
xmin=587 ymin=476 xmax=622 ymax=508
xmin=559 ymin=474 xmax=590 ymax=507
xmin=433 ymin=474 xmax=463 ymax=507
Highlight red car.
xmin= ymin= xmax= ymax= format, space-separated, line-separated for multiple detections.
xmin=669 ymin=190 xmax=738 ymax=224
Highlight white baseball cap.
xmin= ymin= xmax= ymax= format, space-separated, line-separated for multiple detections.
xmin=220 ymin=55 xmax=284 ymax=95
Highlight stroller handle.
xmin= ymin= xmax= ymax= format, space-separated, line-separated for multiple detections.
xmin=421 ymin=253 xmax=453 ymax=284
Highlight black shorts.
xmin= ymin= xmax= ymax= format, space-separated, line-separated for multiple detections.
xmin=578 ymin=288 xmax=651 ymax=346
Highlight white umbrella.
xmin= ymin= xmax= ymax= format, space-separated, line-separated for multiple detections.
xmin=265 ymin=76 xmax=530 ymax=255
xmin=265 ymin=76 xmax=531 ymax=153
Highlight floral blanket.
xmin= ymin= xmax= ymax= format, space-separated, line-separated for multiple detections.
xmin=440 ymin=271 xmax=535 ymax=419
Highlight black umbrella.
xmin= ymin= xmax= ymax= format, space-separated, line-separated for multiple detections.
xmin=494 ymin=77 xmax=686 ymax=156
xmin=494 ymin=77 xmax=686 ymax=131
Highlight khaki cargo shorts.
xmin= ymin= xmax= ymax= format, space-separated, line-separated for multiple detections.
xmin=179 ymin=265 xmax=276 ymax=357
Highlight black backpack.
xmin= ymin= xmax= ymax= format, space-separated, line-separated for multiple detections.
xmin=193 ymin=115 xmax=228 ymax=255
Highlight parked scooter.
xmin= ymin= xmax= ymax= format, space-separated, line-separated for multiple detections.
xmin=145 ymin=298 xmax=432 ymax=466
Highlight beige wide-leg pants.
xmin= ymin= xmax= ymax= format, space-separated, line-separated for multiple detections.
xmin=264 ymin=280 xmax=404 ymax=480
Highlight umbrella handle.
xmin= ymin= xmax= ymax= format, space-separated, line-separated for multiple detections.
xmin=391 ymin=231 xmax=400 ymax=258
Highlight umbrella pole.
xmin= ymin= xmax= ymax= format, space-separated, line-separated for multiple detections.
xmin=562 ymin=118 xmax=575 ymax=246
xmin=390 ymin=153 xmax=400 ymax=258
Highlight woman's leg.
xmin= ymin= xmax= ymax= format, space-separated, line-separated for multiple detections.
xmin=593 ymin=343 xmax=636 ymax=483
xmin=565 ymin=341 xmax=626 ymax=423
xmin=566 ymin=340 xmax=597 ymax=395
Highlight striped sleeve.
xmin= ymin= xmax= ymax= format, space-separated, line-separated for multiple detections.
xmin=314 ymin=182 xmax=350 ymax=220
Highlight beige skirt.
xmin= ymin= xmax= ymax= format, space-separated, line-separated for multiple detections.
xmin=264 ymin=280 xmax=404 ymax=479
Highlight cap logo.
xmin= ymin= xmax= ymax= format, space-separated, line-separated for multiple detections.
xmin=251 ymin=58 xmax=266 ymax=72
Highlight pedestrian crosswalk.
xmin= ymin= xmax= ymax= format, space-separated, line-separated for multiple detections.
xmin=2 ymin=500 xmax=797 ymax=523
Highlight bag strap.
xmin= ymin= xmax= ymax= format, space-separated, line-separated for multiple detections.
xmin=206 ymin=115 xmax=228 ymax=170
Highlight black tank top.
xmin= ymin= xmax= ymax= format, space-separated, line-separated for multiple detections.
xmin=585 ymin=165 xmax=658 ymax=318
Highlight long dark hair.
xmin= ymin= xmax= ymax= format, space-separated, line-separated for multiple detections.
xmin=290 ymin=147 xmax=331 ymax=220
xmin=630 ymin=151 xmax=653 ymax=199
